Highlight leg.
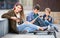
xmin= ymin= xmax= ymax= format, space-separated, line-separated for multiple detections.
xmin=17 ymin=23 xmax=28 ymax=31
xmin=36 ymin=17 xmax=49 ymax=26
xmin=23 ymin=27 xmax=36 ymax=33
xmin=17 ymin=22 xmax=41 ymax=32
xmin=26 ymin=23 xmax=41 ymax=30
xmin=51 ymin=24 xmax=59 ymax=32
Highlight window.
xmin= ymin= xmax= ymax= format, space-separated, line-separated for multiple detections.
xmin=0 ymin=0 xmax=33 ymax=9
xmin=0 ymin=0 xmax=18 ymax=9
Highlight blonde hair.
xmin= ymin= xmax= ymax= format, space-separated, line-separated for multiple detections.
xmin=45 ymin=8 xmax=51 ymax=14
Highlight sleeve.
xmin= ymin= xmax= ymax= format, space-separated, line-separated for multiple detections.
xmin=42 ymin=14 xmax=45 ymax=21
xmin=48 ymin=16 xmax=53 ymax=23
xmin=26 ymin=15 xmax=32 ymax=22
xmin=1 ymin=10 xmax=12 ymax=19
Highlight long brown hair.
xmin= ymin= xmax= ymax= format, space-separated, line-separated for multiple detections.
xmin=13 ymin=2 xmax=25 ymax=21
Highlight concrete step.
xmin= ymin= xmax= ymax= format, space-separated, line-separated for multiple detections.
xmin=1 ymin=34 xmax=55 ymax=38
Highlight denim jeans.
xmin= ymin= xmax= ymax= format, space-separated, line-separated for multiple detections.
xmin=35 ymin=17 xmax=58 ymax=32
xmin=17 ymin=22 xmax=40 ymax=32
xmin=35 ymin=17 xmax=48 ymax=27
xmin=17 ymin=22 xmax=48 ymax=33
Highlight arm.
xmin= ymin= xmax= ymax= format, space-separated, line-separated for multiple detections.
xmin=48 ymin=17 xmax=53 ymax=23
xmin=2 ymin=11 xmax=18 ymax=21
xmin=30 ymin=18 xmax=36 ymax=24
xmin=2 ymin=12 xmax=12 ymax=19
xmin=27 ymin=15 xmax=39 ymax=24
xmin=26 ymin=15 xmax=36 ymax=24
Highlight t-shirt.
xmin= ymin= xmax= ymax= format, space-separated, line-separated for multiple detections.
xmin=16 ymin=13 xmax=20 ymax=27
xmin=34 ymin=14 xmax=38 ymax=19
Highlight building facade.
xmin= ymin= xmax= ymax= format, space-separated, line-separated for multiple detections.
xmin=33 ymin=0 xmax=60 ymax=12
xmin=0 ymin=0 xmax=60 ymax=12
xmin=0 ymin=0 xmax=33 ymax=10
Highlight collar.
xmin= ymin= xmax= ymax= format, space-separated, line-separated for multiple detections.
xmin=32 ymin=11 xmax=39 ymax=16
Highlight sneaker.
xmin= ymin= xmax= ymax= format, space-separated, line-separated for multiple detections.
xmin=54 ymin=27 xmax=59 ymax=32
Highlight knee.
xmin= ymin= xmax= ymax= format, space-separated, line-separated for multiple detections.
xmin=23 ymin=30 xmax=29 ymax=33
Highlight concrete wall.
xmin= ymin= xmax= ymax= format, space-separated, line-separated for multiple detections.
xmin=0 ymin=18 xmax=8 ymax=37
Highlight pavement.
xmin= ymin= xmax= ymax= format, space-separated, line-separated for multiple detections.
xmin=1 ymin=34 xmax=55 ymax=38
xmin=1 ymin=24 xmax=60 ymax=38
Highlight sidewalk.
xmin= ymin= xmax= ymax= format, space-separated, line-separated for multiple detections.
xmin=1 ymin=24 xmax=60 ymax=38
xmin=2 ymin=34 xmax=55 ymax=38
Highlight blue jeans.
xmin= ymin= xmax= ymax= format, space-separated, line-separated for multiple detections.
xmin=35 ymin=17 xmax=48 ymax=27
xmin=45 ymin=20 xmax=57 ymax=28
xmin=17 ymin=22 xmax=40 ymax=32
xmin=34 ymin=17 xmax=58 ymax=32
xmin=35 ymin=17 xmax=58 ymax=32
xmin=36 ymin=17 xmax=57 ymax=27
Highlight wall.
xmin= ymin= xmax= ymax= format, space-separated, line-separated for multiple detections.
xmin=33 ymin=0 xmax=60 ymax=11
